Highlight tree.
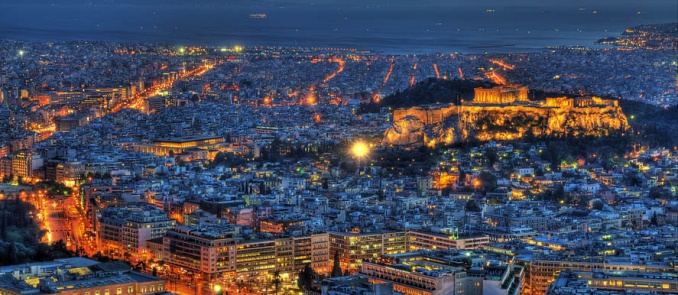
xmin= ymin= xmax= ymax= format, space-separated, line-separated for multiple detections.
xmin=477 ymin=171 xmax=498 ymax=192
xmin=331 ymin=251 xmax=343 ymax=277
xmin=298 ymin=264 xmax=316 ymax=291
xmin=553 ymin=185 xmax=565 ymax=201
xmin=1 ymin=210 xmax=7 ymax=241
xmin=650 ymin=213 xmax=658 ymax=226
xmin=272 ymin=270 xmax=281 ymax=295
xmin=535 ymin=168 xmax=545 ymax=177
xmin=462 ymin=257 xmax=472 ymax=268
xmin=485 ymin=148 xmax=498 ymax=166
xmin=465 ymin=200 xmax=481 ymax=212
xmin=92 ymin=252 xmax=112 ymax=262
xmin=8 ymin=242 xmax=19 ymax=265
xmin=590 ymin=199 xmax=604 ymax=211
xmin=48 ymin=240 xmax=74 ymax=260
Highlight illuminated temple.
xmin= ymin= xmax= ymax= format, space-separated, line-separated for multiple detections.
xmin=385 ymin=84 xmax=629 ymax=146
xmin=473 ymin=84 xmax=529 ymax=104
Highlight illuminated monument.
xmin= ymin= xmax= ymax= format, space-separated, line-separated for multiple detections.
xmin=384 ymin=84 xmax=629 ymax=146
xmin=473 ymin=84 xmax=528 ymax=104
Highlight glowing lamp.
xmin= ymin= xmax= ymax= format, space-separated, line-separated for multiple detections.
xmin=352 ymin=141 xmax=369 ymax=159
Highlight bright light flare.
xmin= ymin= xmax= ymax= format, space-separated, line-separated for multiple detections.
xmin=352 ymin=141 xmax=369 ymax=159
xmin=306 ymin=94 xmax=316 ymax=105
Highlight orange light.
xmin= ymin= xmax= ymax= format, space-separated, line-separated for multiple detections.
xmin=352 ymin=141 xmax=369 ymax=159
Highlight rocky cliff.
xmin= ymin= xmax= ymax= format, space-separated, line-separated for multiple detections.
xmin=383 ymin=104 xmax=629 ymax=146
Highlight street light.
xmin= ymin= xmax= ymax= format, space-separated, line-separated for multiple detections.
xmin=351 ymin=141 xmax=369 ymax=175
xmin=351 ymin=141 xmax=369 ymax=159
xmin=214 ymin=284 xmax=225 ymax=295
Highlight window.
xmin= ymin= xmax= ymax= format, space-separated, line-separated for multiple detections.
xmin=105 ymin=289 xmax=109 ymax=295
xmin=150 ymin=286 xmax=155 ymax=292
xmin=158 ymin=284 xmax=163 ymax=291
xmin=128 ymin=287 xmax=133 ymax=294
xmin=117 ymin=288 xmax=122 ymax=295
xmin=141 ymin=287 xmax=146 ymax=293
xmin=95 ymin=291 xmax=100 ymax=295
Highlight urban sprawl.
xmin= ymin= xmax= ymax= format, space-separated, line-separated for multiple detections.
xmin=0 ymin=23 xmax=677 ymax=295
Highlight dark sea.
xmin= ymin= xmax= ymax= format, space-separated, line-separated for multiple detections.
xmin=1 ymin=0 xmax=676 ymax=54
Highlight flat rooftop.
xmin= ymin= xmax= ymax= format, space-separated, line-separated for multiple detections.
xmin=154 ymin=135 xmax=223 ymax=143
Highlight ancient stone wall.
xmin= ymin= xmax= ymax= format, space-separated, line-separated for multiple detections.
xmin=384 ymin=99 xmax=628 ymax=146
xmin=393 ymin=105 xmax=458 ymax=125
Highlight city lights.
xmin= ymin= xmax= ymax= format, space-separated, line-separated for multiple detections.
xmin=0 ymin=4 xmax=675 ymax=295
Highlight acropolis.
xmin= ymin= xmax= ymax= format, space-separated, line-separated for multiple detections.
xmin=384 ymin=85 xmax=629 ymax=146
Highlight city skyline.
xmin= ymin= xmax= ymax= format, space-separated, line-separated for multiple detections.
xmin=0 ymin=2 xmax=677 ymax=295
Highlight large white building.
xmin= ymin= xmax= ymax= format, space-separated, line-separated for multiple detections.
xmin=96 ymin=205 xmax=176 ymax=261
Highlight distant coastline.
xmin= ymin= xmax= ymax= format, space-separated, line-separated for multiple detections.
xmin=0 ymin=3 xmax=675 ymax=54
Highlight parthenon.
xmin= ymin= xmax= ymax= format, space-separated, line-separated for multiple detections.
xmin=473 ymin=84 xmax=529 ymax=104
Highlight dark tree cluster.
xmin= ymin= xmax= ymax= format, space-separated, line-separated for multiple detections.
xmin=0 ymin=198 xmax=75 ymax=265
xmin=358 ymin=78 xmax=490 ymax=113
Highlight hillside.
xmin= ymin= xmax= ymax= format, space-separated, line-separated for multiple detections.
xmin=383 ymin=103 xmax=629 ymax=146
xmin=360 ymin=78 xmax=491 ymax=113
xmin=618 ymin=99 xmax=678 ymax=147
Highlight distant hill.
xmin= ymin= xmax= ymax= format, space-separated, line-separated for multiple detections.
xmin=360 ymin=78 xmax=574 ymax=113
xmin=360 ymin=78 xmax=491 ymax=113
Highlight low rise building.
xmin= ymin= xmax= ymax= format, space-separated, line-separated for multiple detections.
xmin=0 ymin=258 xmax=165 ymax=295
xmin=546 ymin=270 xmax=678 ymax=295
